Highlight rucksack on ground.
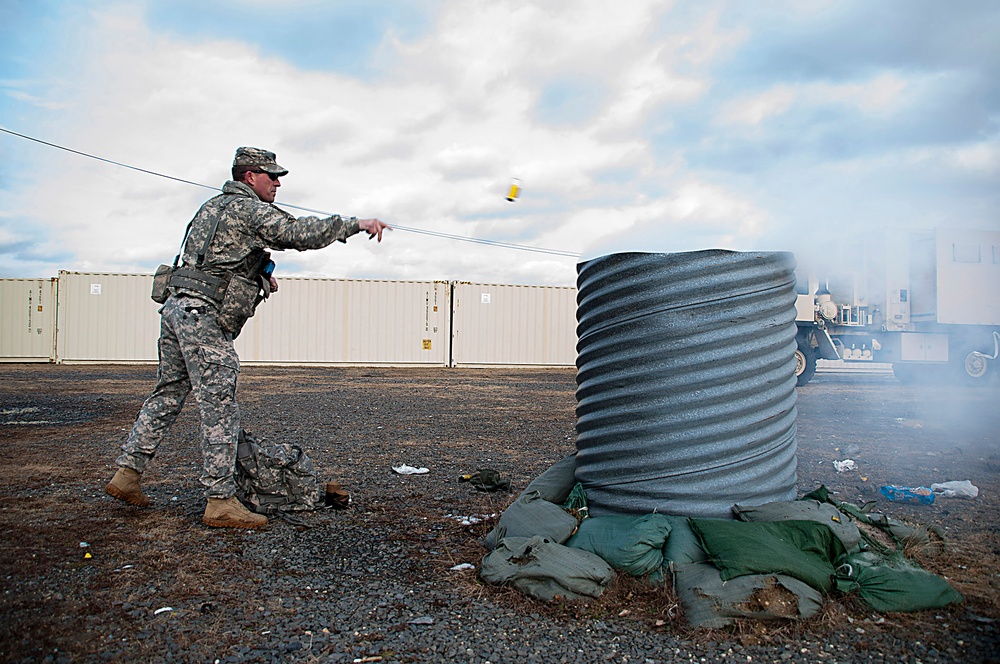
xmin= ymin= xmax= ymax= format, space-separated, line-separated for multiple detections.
xmin=235 ymin=429 xmax=323 ymax=515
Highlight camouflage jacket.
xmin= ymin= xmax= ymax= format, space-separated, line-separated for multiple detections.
xmin=173 ymin=180 xmax=360 ymax=300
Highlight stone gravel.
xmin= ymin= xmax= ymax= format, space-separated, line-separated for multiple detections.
xmin=1 ymin=365 xmax=998 ymax=663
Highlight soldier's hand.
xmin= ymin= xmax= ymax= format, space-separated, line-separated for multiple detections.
xmin=359 ymin=218 xmax=391 ymax=242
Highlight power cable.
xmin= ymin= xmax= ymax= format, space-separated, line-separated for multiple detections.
xmin=0 ymin=126 xmax=219 ymax=193
xmin=0 ymin=126 xmax=581 ymax=258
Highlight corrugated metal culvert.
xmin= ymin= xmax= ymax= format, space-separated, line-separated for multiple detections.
xmin=574 ymin=250 xmax=800 ymax=518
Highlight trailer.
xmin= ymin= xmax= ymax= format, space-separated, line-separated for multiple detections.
xmin=794 ymin=228 xmax=1000 ymax=386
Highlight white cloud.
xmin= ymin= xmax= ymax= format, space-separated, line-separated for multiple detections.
xmin=716 ymin=72 xmax=909 ymax=128
xmin=2 ymin=88 xmax=72 ymax=111
xmin=947 ymin=142 xmax=1000 ymax=174
xmin=807 ymin=73 xmax=908 ymax=113
xmin=716 ymin=85 xmax=798 ymax=126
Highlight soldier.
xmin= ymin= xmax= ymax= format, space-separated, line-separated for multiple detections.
xmin=104 ymin=147 xmax=390 ymax=529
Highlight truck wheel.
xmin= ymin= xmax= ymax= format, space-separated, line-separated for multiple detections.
xmin=892 ymin=363 xmax=915 ymax=384
xmin=795 ymin=341 xmax=817 ymax=386
xmin=957 ymin=350 xmax=992 ymax=386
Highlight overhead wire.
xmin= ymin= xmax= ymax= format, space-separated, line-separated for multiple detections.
xmin=0 ymin=126 xmax=581 ymax=258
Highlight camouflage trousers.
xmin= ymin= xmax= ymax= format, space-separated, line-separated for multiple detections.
xmin=116 ymin=294 xmax=241 ymax=498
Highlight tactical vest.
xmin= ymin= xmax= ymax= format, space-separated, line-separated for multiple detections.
xmin=150 ymin=199 xmax=272 ymax=336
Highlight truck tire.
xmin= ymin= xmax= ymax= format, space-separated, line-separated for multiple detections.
xmin=892 ymin=363 xmax=916 ymax=384
xmin=956 ymin=349 xmax=992 ymax=386
xmin=795 ymin=341 xmax=817 ymax=386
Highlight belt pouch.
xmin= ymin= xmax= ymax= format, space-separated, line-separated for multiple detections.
xmin=151 ymin=264 xmax=173 ymax=304
xmin=218 ymin=273 xmax=260 ymax=335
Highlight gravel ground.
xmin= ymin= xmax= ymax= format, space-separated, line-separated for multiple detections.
xmin=0 ymin=364 xmax=998 ymax=664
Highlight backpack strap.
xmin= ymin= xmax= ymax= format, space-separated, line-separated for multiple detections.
xmin=165 ymin=196 xmax=235 ymax=302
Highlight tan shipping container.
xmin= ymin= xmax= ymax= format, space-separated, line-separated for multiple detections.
xmin=56 ymin=272 xmax=161 ymax=362
xmin=13 ymin=273 xmax=576 ymax=366
xmin=235 ymin=278 xmax=450 ymax=365
xmin=51 ymin=272 xmax=451 ymax=365
xmin=0 ymin=278 xmax=58 ymax=362
xmin=450 ymin=282 xmax=577 ymax=366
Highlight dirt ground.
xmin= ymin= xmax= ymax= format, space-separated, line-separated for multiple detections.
xmin=0 ymin=363 xmax=998 ymax=662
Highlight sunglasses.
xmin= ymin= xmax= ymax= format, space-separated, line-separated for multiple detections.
xmin=251 ymin=169 xmax=281 ymax=181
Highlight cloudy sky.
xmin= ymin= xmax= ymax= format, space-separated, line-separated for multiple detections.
xmin=1 ymin=0 xmax=998 ymax=286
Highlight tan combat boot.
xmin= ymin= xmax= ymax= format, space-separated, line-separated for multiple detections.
xmin=104 ymin=467 xmax=151 ymax=507
xmin=202 ymin=497 xmax=268 ymax=529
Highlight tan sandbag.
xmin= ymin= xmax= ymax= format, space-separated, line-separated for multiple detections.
xmin=480 ymin=535 xmax=614 ymax=601
xmin=482 ymin=490 xmax=579 ymax=551
xmin=674 ymin=561 xmax=823 ymax=629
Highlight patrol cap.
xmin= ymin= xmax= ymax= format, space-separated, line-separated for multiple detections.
xmin=233 ymin=147 xmax=288 ymax=176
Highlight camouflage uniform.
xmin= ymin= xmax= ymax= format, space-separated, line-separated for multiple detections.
xmin=116 ymin=148 xmax=360 ymax=499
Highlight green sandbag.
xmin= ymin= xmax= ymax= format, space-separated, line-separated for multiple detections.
xmin=690 ymin=518 xmax=847 ymax=593
xmin=802 ymin=485 xmax=948 ymax=555
xmin=566 ymin=514 xmax=672 ymax=576
xmin=733 ymin=499 xmax=863 ymax=553
xmin=522 ymin=454 xmax=578 ymax=504
xmin=662 ymin=514 xmax=708 ymax=565
xmin=835 ymin=551 xmax=963 ymax=612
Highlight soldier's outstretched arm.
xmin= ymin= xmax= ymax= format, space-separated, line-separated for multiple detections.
xmin=258 ymin=211 xmax=359 ymax=250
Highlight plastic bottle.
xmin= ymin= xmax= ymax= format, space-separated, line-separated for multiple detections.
xmin=879 ymin=485 xmax=935 ymax=505
xmin=930 ymin=480 xmax=979 ymax=498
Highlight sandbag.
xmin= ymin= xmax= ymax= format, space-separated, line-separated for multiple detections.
xmin=863 ymin=513 xmax=948 ymax=555
xmin=690 ymin=518 xmax=847 ymax=593
xmin=662 ymin=515 xmax=708 ymax=565
xmin=482 ymin=490 xmax=579 ymax=551
xmin=835 ymin=551 xmax=963 ymax=612
xmin=480 ymin=535 xmax=614 ymax=602
xmin=522 ymin=454 xmax=577 ymax=504
xmin=566 ymin=514 xmax=672 ymax=576
xmin=674 ymin=561 xmax=823 ymax=629
xmin=802 ymin=485 xmax=948 ymax=555
xmin=733 ymin=499 xmax=863 ymax=553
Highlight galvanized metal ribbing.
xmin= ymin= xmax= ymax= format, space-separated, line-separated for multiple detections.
xmin=574 ymin=250 xmax=800 ymax=518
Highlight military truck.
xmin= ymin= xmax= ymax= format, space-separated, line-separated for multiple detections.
xmin=793 ymin=228 xmax=1000 ymax=386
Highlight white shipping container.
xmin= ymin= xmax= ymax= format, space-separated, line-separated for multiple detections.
xmin=933 ymin=229 xmax=1000 ymax=326
xmin=450 ymin=282 xmax=577 ymax=366
xmin=0 ymin=278 xmax=58 ymax=362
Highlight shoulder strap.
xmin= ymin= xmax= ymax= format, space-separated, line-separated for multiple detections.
xmin=196 ymin=214 xmax=224 ymax=267
xmin=175 ymin=194 xmax=236 ymax=269
xmin=171 ymin=219 xmax=195 ymax=269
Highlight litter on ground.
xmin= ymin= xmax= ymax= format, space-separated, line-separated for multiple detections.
xmin=833 ymin=459 xmax=856 ymax=473
xmin=392 ymin=464 xmax=429 ymax=475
